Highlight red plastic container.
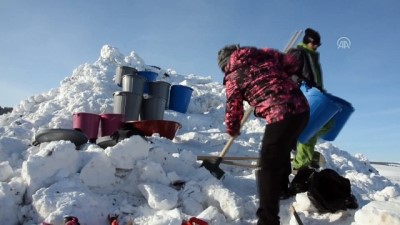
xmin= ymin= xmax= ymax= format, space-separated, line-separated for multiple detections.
xmin=125 ymin=120 xmax=181 ymax=140
xmin=100 ymin=113 xmax=125 ymax=137
xmin=182 ymin=217 xmax=208 ymax=225
xmin=73 ymin=112 xmax=101 ymax=142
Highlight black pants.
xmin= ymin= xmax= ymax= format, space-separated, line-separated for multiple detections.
xmin=256 ymin=110 xmax=309 ymax=225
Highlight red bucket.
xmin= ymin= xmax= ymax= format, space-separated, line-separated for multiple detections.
xmin=125 ymin=120 xmax=181 ymax=140
xmin=100 ymin=113 xmax=125 ymax=137
xmin=73 ymin=112 xmax=101 ymax=142
xmin=182 ymin=217 xmax=208 ymax=225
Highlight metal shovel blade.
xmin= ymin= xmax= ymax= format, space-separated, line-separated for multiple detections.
xmin=201 ymin=157 xmax=225 ymax=179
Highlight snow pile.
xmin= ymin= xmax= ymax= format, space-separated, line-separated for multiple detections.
xmin=0 ymin=45 xmax=399 ymax=225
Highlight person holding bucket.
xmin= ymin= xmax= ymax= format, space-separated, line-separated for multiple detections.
xmin=218 ymin=44 xmax=310 ymax=225
xmin=287 ymin=28 xmax=334 ymax=171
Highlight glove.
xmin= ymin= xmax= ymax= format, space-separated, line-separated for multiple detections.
xmin=301 ymin=80 xmax=317 ymax=89
xmin=227 ymin=128 xmax=240 ymax=137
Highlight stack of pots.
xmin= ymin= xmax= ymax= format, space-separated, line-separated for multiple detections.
xmin=113 ymin=65 xmax=195 ymax=120
xmin=112 ymin=66 xmax=196 ymax=140
xmin=113 ymin=66 xmax=147 ymax=121
xmin=113 ymin=66 xmax=166 ymax=121
xmin=71 ymin=66 xmax=195 ymax=144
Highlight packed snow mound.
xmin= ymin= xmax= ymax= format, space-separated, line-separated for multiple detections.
xmin=0 ymin=45 xmax=399 ymax=225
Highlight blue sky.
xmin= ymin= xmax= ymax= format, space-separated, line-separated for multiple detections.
xmin=1 ymin=0 xmax=399 ymax=162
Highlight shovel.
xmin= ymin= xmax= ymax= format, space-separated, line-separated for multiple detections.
xmin=201 ymin=107 xmax=254 ymax=179
xmin=200 ymin=30 xmax=303 ymax=179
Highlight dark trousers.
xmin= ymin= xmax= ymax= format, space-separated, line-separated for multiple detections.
xmin=256 ymin=110 xmax=309 ymax=225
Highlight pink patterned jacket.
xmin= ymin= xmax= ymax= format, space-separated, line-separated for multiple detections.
xmin=223 ymin=47 xmax=309 ymax=136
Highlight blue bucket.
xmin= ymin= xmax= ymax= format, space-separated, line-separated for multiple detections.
xmin=298 ymin=87 xmax=341 ymax=143
xmin=138 ymin=71 xmax=158 ymax=93
xmin=321 ymin=94 xmax=354 ymax=141
xmin=168 ymin=85 xmax=193 ymax=113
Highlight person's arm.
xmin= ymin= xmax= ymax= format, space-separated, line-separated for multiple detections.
xmin=283 ymin=50 xmax=301 ymax=76
xmin=224 ymin=74 xmax=244 ymax=137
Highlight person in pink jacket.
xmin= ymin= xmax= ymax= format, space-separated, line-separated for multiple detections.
xmin=218 ymin=45 xmax=310 ymax=225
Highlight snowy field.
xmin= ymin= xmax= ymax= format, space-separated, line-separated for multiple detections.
xmin=372 ymin=164 xmax=400 ymax=185
xmin=0 ymin=45 xmax=399 ymax=225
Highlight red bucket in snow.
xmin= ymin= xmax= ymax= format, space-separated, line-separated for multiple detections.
xmin=73 ymin=112 xmax=101 ymax=142
xmin=125 ymin=120 xmax=181 ymax=140
xmin=100 ymin=113 xmax=125 ymax=137
xmin=182 ymin=217 xmax=208 ymax=225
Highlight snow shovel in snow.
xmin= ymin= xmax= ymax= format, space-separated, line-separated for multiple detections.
xmin=200 ymin=107 xmax=254 ymax=179
xmin=200 ymin=30 xmax=303 ymax=179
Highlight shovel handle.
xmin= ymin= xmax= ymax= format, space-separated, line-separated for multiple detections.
xmin=291 ymin=205 xmax=304 ymax=225
xmin=219 ymin=107 xmax=253 ymax=157
xmin=220 ymin=160 xmax=259 ymax=168
xmin=283 ymin=30 xmax=303 ymax=53
xmin=197 ymin=155 xmax=259 ymax=161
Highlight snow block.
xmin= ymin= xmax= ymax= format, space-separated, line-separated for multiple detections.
xmin=137 ymin=160 xmax=169 ymax=185
xmin=0 ymin=161 xmax=13 ymax=181
xmin=353 ymin=198 xmax=400 ymax=225
xmin=21 ymin=141 xmax=80 ymax=201
xmin=197 ymin=206 xmax=226 ymax=225
xmin=80 ymin=153 xmax=116 ymax=188
xmin=32 ymin=178 xmax=110 ymax=225
xmin=180 ymin=182 xmax=205 ymax=216
xmin=138 ymin=183 xmax=178 ymax=210
xmin=105 ymin=136 xmax=150 ymax=169
xmin=203 ymin=180 xmax=243 ymax=220
xmin=0 ymin=183 xmax=19 ymax=225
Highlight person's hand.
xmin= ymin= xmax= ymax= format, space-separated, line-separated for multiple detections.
xmin=316 ymin=86 xmax=327 ymax=93
xmin=227 ymin=129 xmax=240 ymax=138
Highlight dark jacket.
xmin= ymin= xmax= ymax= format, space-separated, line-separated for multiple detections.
xmin=287 ymin=43 xmax=323 ymax=89
xmin=223 ymin=47 xmax=309 ymax=135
